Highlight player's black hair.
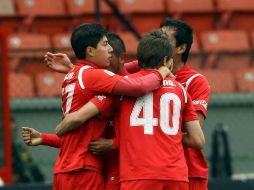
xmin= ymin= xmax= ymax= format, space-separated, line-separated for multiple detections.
xmin=106 ymin=32 xmax=126 ymax=57
xmin=138 ymin=30 xmax=173 ymax=69
xmin=160 ymin=18 xmax=193 ymax=63
xmin=71 ymin=23 xmax=108 ymax=59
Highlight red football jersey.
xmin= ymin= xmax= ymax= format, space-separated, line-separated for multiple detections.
xmin=116 ymin=70 xmax=198 ymax=182
xmin=54 ymin=60 xmax=121 ymax=174
xmin=175 ymin=64 xmax=210 ymax=178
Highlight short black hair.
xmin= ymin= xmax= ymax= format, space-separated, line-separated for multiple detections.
xmin=107 ymin=32 xmax=126 ymax=57
xmin=71 ymin=23 xmax=107 ymax=59
xmin=138 ymin=30 xmax=173 ymax=69
xmin=160 ymin=18 xmax=193 ymax=63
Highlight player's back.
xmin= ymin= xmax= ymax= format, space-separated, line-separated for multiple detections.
xmin=118 ymin=70 xmax=189 ymax=182
xmin=54 ymin=62 xmax=107 ymax=174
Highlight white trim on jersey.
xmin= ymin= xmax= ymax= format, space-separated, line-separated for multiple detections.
xmin=178 ymin=83 xmax=187 ymax=103
xmin=185 ymin=74 xmax=202 ymax=91
xmin=78 ymin=66 xmax=92 ymax=89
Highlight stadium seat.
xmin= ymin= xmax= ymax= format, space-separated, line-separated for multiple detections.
xmin=15 ymin=0 xmax=67 ymax=34
xmin=117 ymin=0 xmax=164 ymax=14
xmin=66 ymin=0 xmax=112 ymax=15
xmin=52 ymin=33 xmax=74 ymax=56
xmin=35 ymin=72 xmax=64 ymax=97
xmin=8 ymin=33 xmax=51 ymax=57
xmin=0 ymin=0 xmax=15 ymax=16
xmin=117 ymin=32 xmax=139 ymax=55
xmin=9 ymin=72 xmax=35 ymax=98
xmin=116 ymin=0 xmax=165 ymax=34
xmin=165 ymin=0 xmax=215 ymax=32
xmin=200 ymin=30 xmax=251 ymax=71
xmin=251 ymin=30 xmax=254 ymax=48
xmin=236 ymin=68 xmax=254 ymax=92
xmin=199 ymin=69 xmax=235 ymax=93
xmin=217 ymin=0 xmax=254 ymax=31
xmin=16 ymin=0 xmax=65 ymax=16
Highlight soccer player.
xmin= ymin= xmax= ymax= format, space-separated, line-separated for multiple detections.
xmin=23 ymin=23 xmax=171 ymax=190
xmin=160 ymin=18 xmax=210 ymax=190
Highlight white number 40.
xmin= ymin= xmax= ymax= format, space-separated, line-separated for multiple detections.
xmin=130 ymin=93 xmax=181 ymax=135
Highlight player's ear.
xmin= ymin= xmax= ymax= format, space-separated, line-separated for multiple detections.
xmin=86 ymin=46 xmax=95 ymax=57
xmin=119 ymin=53 xmax=126 ymax=64
xmin=176 ymin=44 xmax=186 ymax=55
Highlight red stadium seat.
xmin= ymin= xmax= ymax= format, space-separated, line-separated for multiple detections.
xmin=116 ymin=0 xmax=165 ymax=34
xmin=199 ymin=69 xmax=235 ymax=93
xmin=0 ymin=0 xmax=15 ymax=16
xmin=200 ymin=30 xmax=251 ymax=71
xmin=217 ymin=0 xmax=254 ymax=31
xmin=52 ymin=33 xmax=74 ymax=56
xmin=251 ymin=31 xmax=254 ymax=48
xmin=35 ymin=72 xmax=64 ymax=97
xmin=8 ymin=33 xmax=51 ymax=57
xmin=16 ymin=0 xmax=65 ymax=16
xmin=117 ymin=32 xmax=139 ymax=55
xmin=15 ymin=0 xmax=67 ymax=34
xmin=66 ymin=0 xmax=112 ymax=15
xmin=117 ymin=0 xmax=164 ymax=14
xmin=201 ymin=30 xmax=249 ymax=51
xmin=9 ymin=73 xmax=35 ymax=98
xmin=165 ymin=0 xmax=215 ymax=32
xmin=236 ymin=68 xmax=254 ymax=92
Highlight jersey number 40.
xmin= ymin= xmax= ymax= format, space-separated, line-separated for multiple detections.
xmin=130 ymin=93 xmax=181 ymax=135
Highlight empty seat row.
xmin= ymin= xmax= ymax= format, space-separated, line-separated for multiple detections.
xmin=7 ymin=30 xmax=254 ymax=56
xmin=1 ymin=0 xmax=254 ymax=16
xmin=200 ymin=68 xmax=254 ymax=93
xmin=9 ymin=72 xmax=64 ymax=98
xmin=1 ymin=0 xmax=254 ymax=33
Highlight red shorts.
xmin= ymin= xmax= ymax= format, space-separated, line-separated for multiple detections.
xmin=189 ymin=178 xmax=208 ymax=190
xmin=120 ymin=180 xmax=189 ymax=190
xmin=53 ymin=170 xmax=104 ymax=190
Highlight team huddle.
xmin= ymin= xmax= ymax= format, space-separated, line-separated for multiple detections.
xmin=22 ymin=18 xmax=210 ymax=190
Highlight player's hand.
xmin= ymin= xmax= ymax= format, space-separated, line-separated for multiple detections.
xmin=44 ymin=52 xmax=74 ymax=74
xmin=22 ymin=127 xmax=42 ymax=146
xmin=157 ymin=66 xmax=175 ymax=79
xmin=89 ymin=138 xmax=114 ymax=155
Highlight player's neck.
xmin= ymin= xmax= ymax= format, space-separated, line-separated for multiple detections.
xmin=172 ymin=61 xmax=184 ymax=74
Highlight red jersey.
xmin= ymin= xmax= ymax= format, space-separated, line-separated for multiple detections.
xmin=116 ymin=70 xmax=198 ymax=182
xmin=54 ymin=60 xmax=121 ymax=174
xmin=175 ymin=64 xmax=210 ymax=178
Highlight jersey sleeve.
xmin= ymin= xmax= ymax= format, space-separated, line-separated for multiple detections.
xmin=82 ymin=69 xmax=122 ymax=94
xmin=90 ymin=96 xmax=117 ymax=118
xmin=41 ymin=133 xmax=60 ymax=148
xmin=124 ymin=60 xmax=140 ymax=73
xmin=183 ymin=93 xmax=199 ymax=122
xmin=187 ymin=75 xmax=210 ymax=118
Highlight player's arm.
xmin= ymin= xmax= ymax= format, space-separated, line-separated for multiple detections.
xmin=55 ymin=101 xmax=100 ymax=136
xmin=85 ymin=66 xmax=170 ymax=97
xmin=187 ymin=75 xmax=211 ymax=129
xmin=182 ymin=120 xmax=205 ymax=149
xmin=22 ymin=127 xmax=60 ymax=148
xmin=181 ymin=93 xmax=205 ymax=149
xmin=44 ymin=52 xmax=74 ymax=74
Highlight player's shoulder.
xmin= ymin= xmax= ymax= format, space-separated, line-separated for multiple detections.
xmin=184 ymin=67 xmax=209 ymax=88
xmin=83 ymin=68 xmax=116 ymax=77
